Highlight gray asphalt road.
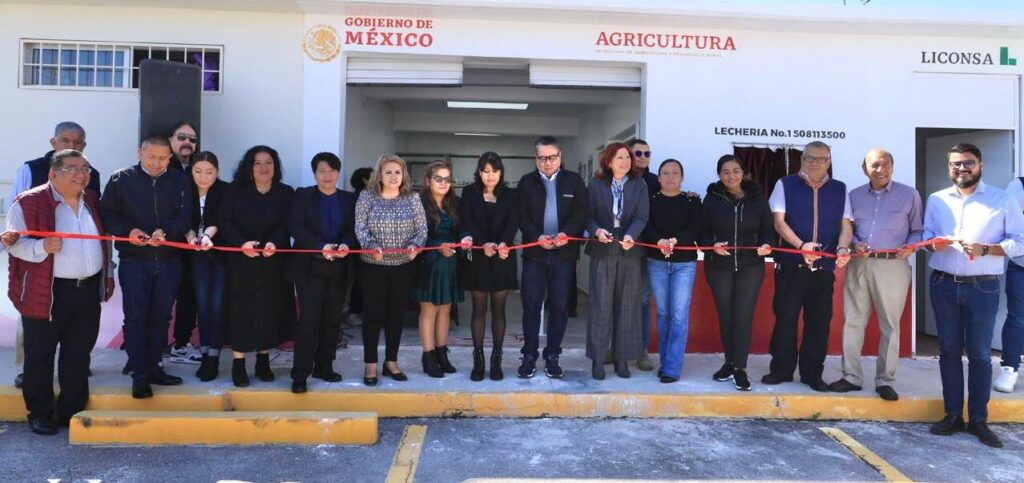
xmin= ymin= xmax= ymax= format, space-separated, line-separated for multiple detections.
xmin=0 ymin=418 xmax=1020 ymax=482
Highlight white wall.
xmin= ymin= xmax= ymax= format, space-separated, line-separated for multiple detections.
xmin=0 ymin=4 xmax=306 ymax=189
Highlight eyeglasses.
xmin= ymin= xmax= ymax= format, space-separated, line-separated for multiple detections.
xmin=54 ymin=165 xmax=90 ymax=175
xmin=634 ymin=150 xmax=651 ymax=158
xmin=949 ymin=160 xmax=978 ymax=170
xmin=536 ymin=153 xmax=561 ymax=164
xmin=803 ymin=155 xmax=831 ymax=165
xmin=431 ymin=175 xmax=453 ymax=184
xmin=175 ymin=133 xmax=198 ymax=143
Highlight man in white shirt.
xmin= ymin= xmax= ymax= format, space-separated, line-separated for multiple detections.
xmin=997 ymin=176 xmax=1024 ymax=393
xmin=923 ymin=142 xmax=1024 ymax=449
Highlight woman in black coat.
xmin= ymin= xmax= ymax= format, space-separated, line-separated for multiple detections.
xmin=287 ymin=153 xmax=356 ymax=393
xmin=220 ymin=145 xmax=295 ymax=387
xmin=184 ymin=151 xmax=230 ymax=382
xmin=701 ymin=155 xmax=774 ymax=391
xmin=457 ymin=152 xmax=519 ymax=381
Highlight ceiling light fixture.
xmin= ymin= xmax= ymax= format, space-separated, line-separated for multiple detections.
xmin=447 ymin=101 xmax=528 ymax=110
xmin=453 ymin=132 xmax=501 ymax=137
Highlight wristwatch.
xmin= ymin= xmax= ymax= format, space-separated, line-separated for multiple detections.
xmin=836 ymin=247 xmax=851 ymax=255
xmin=982 ymin=245 xmax=990 ymax=256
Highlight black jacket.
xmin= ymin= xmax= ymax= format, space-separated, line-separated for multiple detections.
xmin=700 ymin=180 xmax=775 ymax=270
xmin=100 ymin=164 xmax=192 ymax=260
xmin=517 ymin=169 xmax=589 ymax=261
xmin=287 ymin=186 xmax=356 ymax=280
xmin=458 ymin=183 xmax=519 ymax=246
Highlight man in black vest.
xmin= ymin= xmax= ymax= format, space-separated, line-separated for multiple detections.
xmin=6 ymin=121 xmax=101 ymax=389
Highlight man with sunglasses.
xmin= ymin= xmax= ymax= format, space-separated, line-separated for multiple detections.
xmin=166 ymin=122 xmax=203 ymax=366
xmin=763 ymin=140 xmax=853 ymax=392
xmin=517 ymin=136 xmax=588 ymax=378
xmin=6 ymin=149 xmax=114 ymax=435
xmin=629 ymin=139 xmax=658 ymax=372
xmin=924 ymin=142 xmax=1024 ymax=449
xmin=6 ymin=121 xmax=101 ymax=390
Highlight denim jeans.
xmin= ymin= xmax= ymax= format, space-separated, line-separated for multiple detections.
xmin=521 ymin=251 xmax=575 ymax=357
xmin=930 ymin=271 xmax=999 ymax=421
xmin=191 ymin=252 xmax=226 ymax=351
xmin=119 ymin=257 xmax=182 ymax=381
xmin=1002 ymin=262 xmax=1024 ymax=370
xmin=647 ymin=259 xmax=696 ymax=378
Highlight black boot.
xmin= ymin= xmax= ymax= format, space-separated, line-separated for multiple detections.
xmin=489 ymin=348 xmax=504 ymax=381
xmin=232 ymin=358 xmax=249 ymax=387
xmin=255 ymin=353 xmax=275 ymax=382
xmin=470 ymin=348 xmax=485 ymax=381
xmin=437 ymin=345 xmax=457 ymax=374
xmin=422 ymin=350 xmax=444 ymax=378
xmin=196 ymin=354 xmax=219 ymax=382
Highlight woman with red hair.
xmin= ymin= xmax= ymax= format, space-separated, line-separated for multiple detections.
xmin=585 ymin=142 xmax=649 ymax=379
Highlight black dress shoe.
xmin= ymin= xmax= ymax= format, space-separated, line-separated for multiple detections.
xmin=28 ymin=417 xmax=57 ymax=436
xmin=363 ymin=366 xmax=378 ymax=387
xmin=14 ymin=373 xmax=24 ymax=389
xmin=805 ymin=380 xmax=830 ymax=392
xmin=930 ymin=414 xmax=965 ymax=435
xmin=659 ymin=375 xmax=678 ymax=384
xmin=966 ymin=421 xmax=1003 ymax=448
xmin=312 ymin=367 xmax=343 ymax=383
xmin=592 ymin=362 xmax=606 ymax=380
xmin=383 ymin=364 xmax=408 ymax=381
xmin=291 ymin=378 xmax=308 ymax=394
xmin=827 ymin=379 xmax=862 ymax=393
xmin=132 ymin=379 xmax=153 ymax=399
xmin=876 ymin=385 xmax=899 ymax=401
xmin=761 ymin=373 xmax=793 ymax=385
xmin=150 ymin=371 xmax=184 ymax=386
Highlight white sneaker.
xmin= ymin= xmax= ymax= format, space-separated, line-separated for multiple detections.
xmin=993 ymin=366 xmax=1019 ymax=393
xmin=169 ymin=343 xmax=203 ymax=365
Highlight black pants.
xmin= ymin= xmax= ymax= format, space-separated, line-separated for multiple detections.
xmin=705 ymin=264 xmax=764 ymax=369
xmin=292 ymin=267 xmax=347 ymax=380
xmin=768 ymin=264 xmax=834 ymax=382
xmin=360 ymin=262 xmax=414 ymax=363
xmin=173 ymin=254 xmax=197 ymax=347
xmin=22 ymin=274 xmax=101 ymax=423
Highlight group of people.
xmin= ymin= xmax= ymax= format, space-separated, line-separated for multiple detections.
xmin=4 ymin=123 xmax=1022 ymax=449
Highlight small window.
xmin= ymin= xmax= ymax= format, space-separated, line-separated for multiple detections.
xmin=21 ymin=40 xmax=223 ymax=93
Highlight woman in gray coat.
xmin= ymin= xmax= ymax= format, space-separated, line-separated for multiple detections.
xmin=585 ymin=142 xmax=649 ymax=379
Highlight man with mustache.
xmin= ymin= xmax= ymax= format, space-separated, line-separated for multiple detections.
xmin=924 ymin=142 xmax=1024 ymax=448
xmin=166 ymin=122 xmax=203 ymax=366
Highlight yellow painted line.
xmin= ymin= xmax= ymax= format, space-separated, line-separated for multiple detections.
xmin=819 ymin=427 xmax=912 ymax=482
xmin=69 ymin=410 xmax=378 ymax=445
xmin=386 ymin=425 xmax=427 ymax=483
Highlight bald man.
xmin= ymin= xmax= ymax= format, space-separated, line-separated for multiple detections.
xmin=828 ymin=148 xmax=922 ymax=401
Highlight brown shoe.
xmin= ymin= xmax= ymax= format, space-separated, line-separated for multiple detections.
xmin=636 ymin=353 xmax=654 ymax=372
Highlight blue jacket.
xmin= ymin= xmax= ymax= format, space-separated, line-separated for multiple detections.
xmin=100 ymin=164 xmax=192 ymax=260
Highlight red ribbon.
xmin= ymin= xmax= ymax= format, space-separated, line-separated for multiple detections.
xmin=15 ymin=230 xmax=942 ymax=259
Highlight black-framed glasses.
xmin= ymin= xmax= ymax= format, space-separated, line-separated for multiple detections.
xmin=537 ymin=153 xmax=561 ymax=164
xmin=431 ymin=175 xmax=453 ymax=184
xmin=949 ymin=160 xmax=978 ymax=170
xmin=634 ymin=150 xmax=651 ymax=158
xmin=175 ymin=133 xmax=198 ymax=143
xmin=803 ymin=155 xmax=831 ymax=165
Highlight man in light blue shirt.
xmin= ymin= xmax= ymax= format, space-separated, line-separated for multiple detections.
xmin=923 ymin=142 xmax=1024 ymax=449
xmin=996 ymin=177 xmax=1024 ymax=393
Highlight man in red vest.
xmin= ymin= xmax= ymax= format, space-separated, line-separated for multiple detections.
xmin=5 ymin=149 xmax=114 ymax=435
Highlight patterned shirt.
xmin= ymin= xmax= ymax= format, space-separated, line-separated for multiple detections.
xmin=355 ymin=190 xmax=428 ymax=266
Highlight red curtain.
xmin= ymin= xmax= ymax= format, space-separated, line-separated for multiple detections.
xmin=733 ymin=146 xmax=803 ymax=197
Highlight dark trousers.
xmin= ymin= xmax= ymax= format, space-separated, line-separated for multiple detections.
xmin=521 ymin=252 xmax=575 ymax=357
xmin=360 ymin=262 xmax=414 ymax=363
xmin=192 ymin=253 xmax=225 ymax=350
xmin=119 ymin=257 xmax=182 ymax=381
xmin=173 ymin=254 xmax=197 ymax=347
xmin=292 ymin=267 xmax=347 ymax=379
xmin=768 ymin=264 xmax=834 ymax=382
xmin=22 ymin=274 xmax=101 ymax=422
xmin=706 ymin=264 xmax=765 ymax=369
xmin=930 ymin=272 xmax=999 ymax=421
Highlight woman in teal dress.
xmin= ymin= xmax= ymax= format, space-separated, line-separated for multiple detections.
xmin=413 ymin=161 xmax=472 ymax=378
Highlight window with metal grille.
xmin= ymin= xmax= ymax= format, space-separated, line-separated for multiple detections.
xmin=20 ymin=40 xmax=223 ymax=92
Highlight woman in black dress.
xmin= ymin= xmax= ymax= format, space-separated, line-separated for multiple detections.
xmin=220 ymin=145 xmax=295 ymax=387
xmin=458 ymin=152 xmax=519 ymax=381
